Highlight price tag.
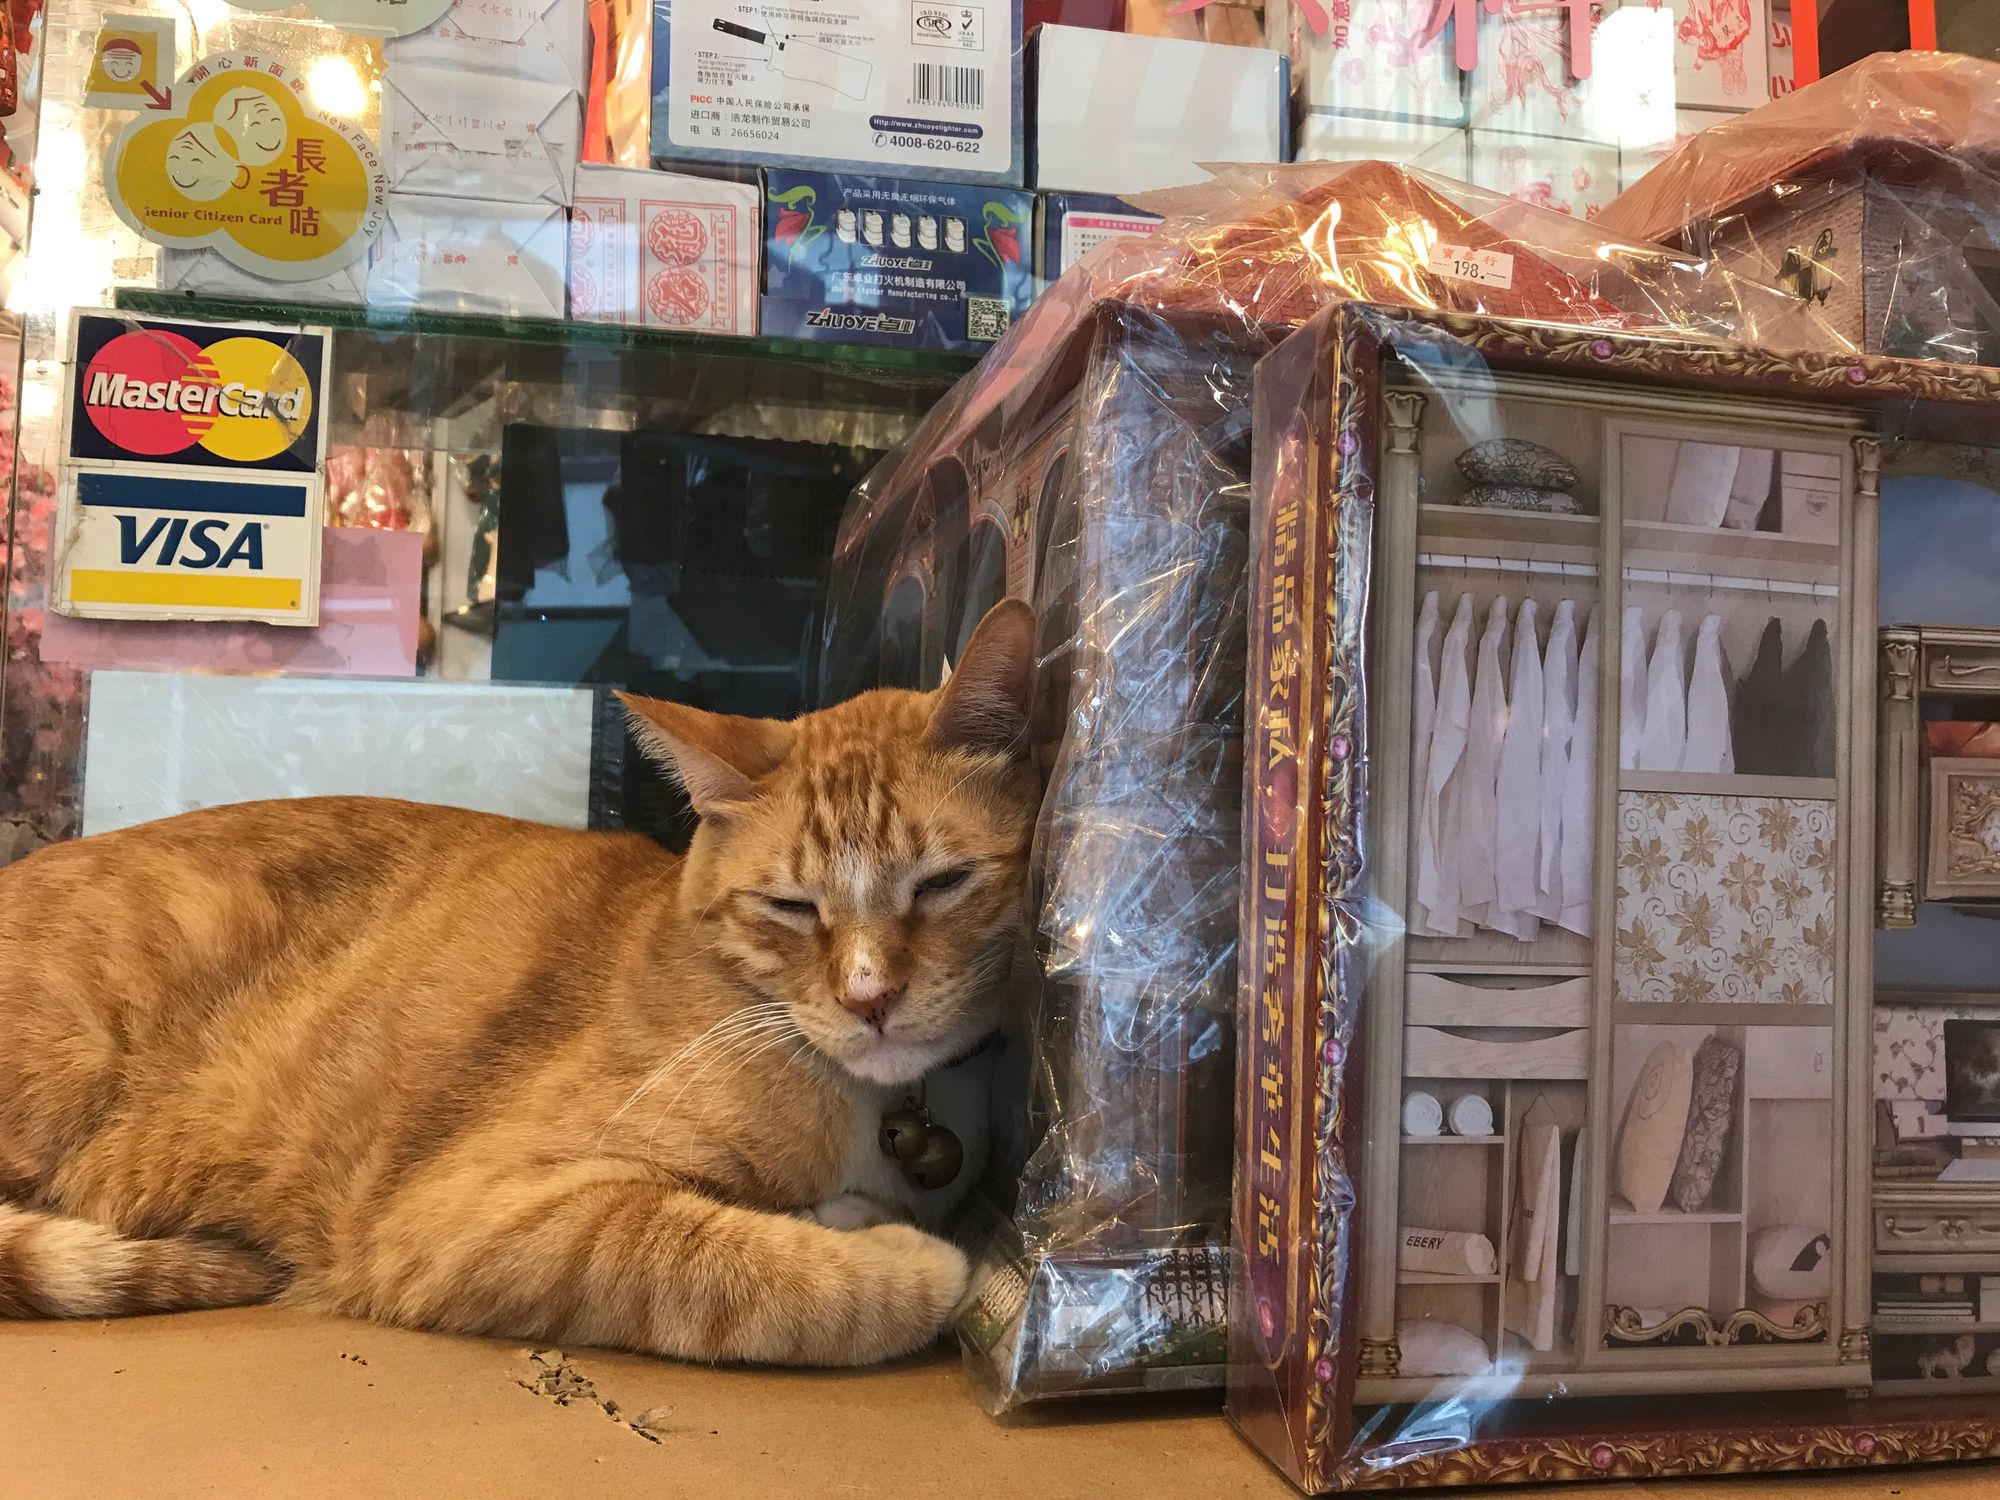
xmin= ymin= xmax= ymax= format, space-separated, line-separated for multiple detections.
xmin=1426 ymin=243 xmax=1515 ymax=290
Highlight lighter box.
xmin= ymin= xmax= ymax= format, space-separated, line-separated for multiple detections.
xmin=369 ymin=193 xmax=569 ymax=318
xmin=568 ymin=164 xmax=758 ymax=334
xmin=384 ymin=67 xmax=581 ymax=206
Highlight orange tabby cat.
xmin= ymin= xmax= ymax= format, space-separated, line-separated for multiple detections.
xmin=0 ymin=601 xmax=1038 ymax=1366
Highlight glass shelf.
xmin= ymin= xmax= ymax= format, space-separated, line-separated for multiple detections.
xmin=110 ymin=289 xmax=984 ymax=380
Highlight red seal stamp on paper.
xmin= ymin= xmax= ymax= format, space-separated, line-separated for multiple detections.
xmin=646 ymin=267 xmax=712 ymax=327
xmin=646 ymin=208 xmax=708 ymax=269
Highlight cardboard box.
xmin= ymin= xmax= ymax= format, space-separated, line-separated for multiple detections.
xmin=1029 ymin=25 xmax=1284 ymax=193
xmin=369 ymin=194 xmax=569 ymax=318
xmin=760 ymin=169 xmax=1033 ymax=351
xmin=649 ymin=0 xmax=1023 ymax=186
xmin=568 ymin=164 xmax=759 ymax=332
xmin=384 ymin=68 xmax=581 ymax=206
xmin=384 ymin=0 xmax=590 ymax=91
xmin=1035 ymin=192 xmax=1160 ymax=282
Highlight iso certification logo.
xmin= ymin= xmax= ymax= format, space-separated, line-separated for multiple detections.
xmin=911 ymin=0 xmax=981 ymax=49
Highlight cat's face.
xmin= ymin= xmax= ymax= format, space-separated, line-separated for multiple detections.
xmin=622 ymin=601 xmax=1040 ymax=1086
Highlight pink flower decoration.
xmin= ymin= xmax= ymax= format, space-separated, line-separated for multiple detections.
xmin=1847 ymin=365 xmax=1867 ymax=384
xmin=1331 ymin=733 xmax=1351 ymax=761
xmin=1590 ymin=339 xmax=1614 ymax=359
xmin=1324 ymin=1037 xmax=1343 ymax=1065
xmin=1259 ymin=1300 xmax=1277 ymax=1338
xmin=1854 ymin=1435 xmax=1877 ymax=1457
xmin=1590 ymin=1445 xmax=1615 ymax=1470
xmin=1314 ymin=1357 xmax=1335 ymax=1382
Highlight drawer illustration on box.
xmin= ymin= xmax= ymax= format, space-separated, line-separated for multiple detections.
xmin=1403 ymin=1025 xmax=1590 ymax=1080
xmin=1875 ymin=1209 xmax=2000 ymax=1255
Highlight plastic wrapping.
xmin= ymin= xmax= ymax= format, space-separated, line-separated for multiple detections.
xmin=1235 ymin=291 xmax=2000 ymax=1488
xmin=1602 ymin=51 xmax=2000 ymax=367
xmin=819 ymin=157 xmax=1852 ymax=1413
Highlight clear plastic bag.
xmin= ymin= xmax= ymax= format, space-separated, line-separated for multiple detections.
xmin=819 ymin=155 xmax=1851 ymax=1415
xmin=1602 ymin=50 xmax=2000 ymax=367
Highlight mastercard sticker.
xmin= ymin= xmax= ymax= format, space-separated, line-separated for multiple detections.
xmin=65 ymin=310 xmax=329 ymax=474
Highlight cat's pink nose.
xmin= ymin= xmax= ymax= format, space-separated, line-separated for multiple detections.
xmin=839 ymin=974 xmax=905 ymax=1027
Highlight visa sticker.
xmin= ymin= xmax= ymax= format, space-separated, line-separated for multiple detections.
xmin=55 ymin=469 xmax=323 ymax=626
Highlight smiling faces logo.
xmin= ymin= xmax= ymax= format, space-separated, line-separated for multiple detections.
xmin=105 ymin=52 xmax=386 ymax=282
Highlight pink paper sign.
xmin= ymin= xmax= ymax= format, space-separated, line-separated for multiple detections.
xmin=41 ymin=526 xmax=424 ymax=679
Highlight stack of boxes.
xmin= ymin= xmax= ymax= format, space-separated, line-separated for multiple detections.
xmin=149 ymin=0 xmax=1295 ymax=349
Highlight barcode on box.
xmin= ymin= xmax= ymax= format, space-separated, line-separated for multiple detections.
xmin=966 ymin=295 xmax=1009 ymax=343
xmin=912 ymin=62 xmax=984 ymax=109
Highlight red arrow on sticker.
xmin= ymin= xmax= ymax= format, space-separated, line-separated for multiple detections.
xmin=140 ymin=80 xmax=172 ymax=109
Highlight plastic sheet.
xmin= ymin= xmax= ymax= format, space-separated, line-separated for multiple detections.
xmin=1602 ymin=51 xmax=2000 ymax=367
xmin=818 ymin=156 xmax=1852 ymax=1414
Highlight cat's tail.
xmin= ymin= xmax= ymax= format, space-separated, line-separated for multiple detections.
xmin=0 ymin=1202 xmax=285 ymax=1318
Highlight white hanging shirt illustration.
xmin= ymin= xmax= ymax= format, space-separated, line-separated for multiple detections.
xmin=1557 ymin=608 xmax=1598 ymax=937
xmin=1416 ymin=592 xmax=1474 ymax=936
xmin=1491 ymin=596 xmax=1543 ymax=942
xmin=1451 ymin=595 xmax=1511 ymax=932
xmin=1619 ymin=605 xmax=1647 ymax=772
xmin=1681 ymin=612 xmax=1736 ymax=774
xmin=1534 ymin=598 xmax=1577 ymax=923
xmin=1637 ymin=607 xmax=1687 ymax=773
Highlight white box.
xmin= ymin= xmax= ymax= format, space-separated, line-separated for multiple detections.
xmin=385 ymin=68 xmax=580 ymax=206
xmin=1272 ymin=0 xmax=1465 ymax=122
xmin=567 ymin=165 xmax=758 ymax=334
xmin=1030 ymin=26 xmax=1284 ymax=195
xmin=369 ymin=193 xmax=568 ymax=318
xmin=1293 ymin=114 xmax=1469 ymax=177
xmin=385 ymin=0 xmax=589 ymax=92
xmin=159 ymin=246 xmax=370 ymax=307
xmin=82 ymin=674 xmax=598 ymax=836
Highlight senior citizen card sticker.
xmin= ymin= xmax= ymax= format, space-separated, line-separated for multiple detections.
xmin=85 ymin=16 xmax=177 ymax=110
xmin=104 ymin=50 xmax=386 ymax=282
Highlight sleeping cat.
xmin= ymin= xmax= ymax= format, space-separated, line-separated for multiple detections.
xmin=0 ymin=600 xmax=1039 ymax=1367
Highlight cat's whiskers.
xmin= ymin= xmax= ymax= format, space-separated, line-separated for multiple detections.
xmin=643 ymin=1023 xmax=807 ymax=1153
xmin=593 ymin=1003 xmax=792 ymax=1148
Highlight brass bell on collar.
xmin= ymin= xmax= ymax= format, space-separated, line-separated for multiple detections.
xmin=904 ymin=1127 xmax=963 ymax=1191
xmin=879 ymin=1107 xmax=931 ymax=1163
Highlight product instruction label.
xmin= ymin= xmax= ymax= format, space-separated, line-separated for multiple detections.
xmin=1425 ymin=243 xmax=1514 ymax=290
xmin=664 ymin=0 xmax=1011 ymax=174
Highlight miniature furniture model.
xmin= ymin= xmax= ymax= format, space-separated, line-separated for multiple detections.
xmin=1233 ymin=300 xmax=2000 ymax=1491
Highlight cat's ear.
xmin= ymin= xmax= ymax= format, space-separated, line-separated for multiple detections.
xmin=928 ymin=599 xmax=1035 ymax=758
xmin=615 ymin=694 xmax=794 ymax=817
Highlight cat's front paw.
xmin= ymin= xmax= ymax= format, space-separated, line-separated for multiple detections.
xmin=843 ymin=1225 xmax=971 ymax=1363
xmin=810 ymin=1192 xmax=911 ymax=1231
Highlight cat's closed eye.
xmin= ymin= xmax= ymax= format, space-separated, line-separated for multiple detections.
xmin=915 ymin=868 xmax=972 ymax=898
xmin=760 ymin=894 xmax=820 ymax=922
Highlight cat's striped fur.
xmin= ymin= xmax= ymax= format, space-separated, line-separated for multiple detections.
xmin=0 ymin=602 xmax=1038 ymax=1365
